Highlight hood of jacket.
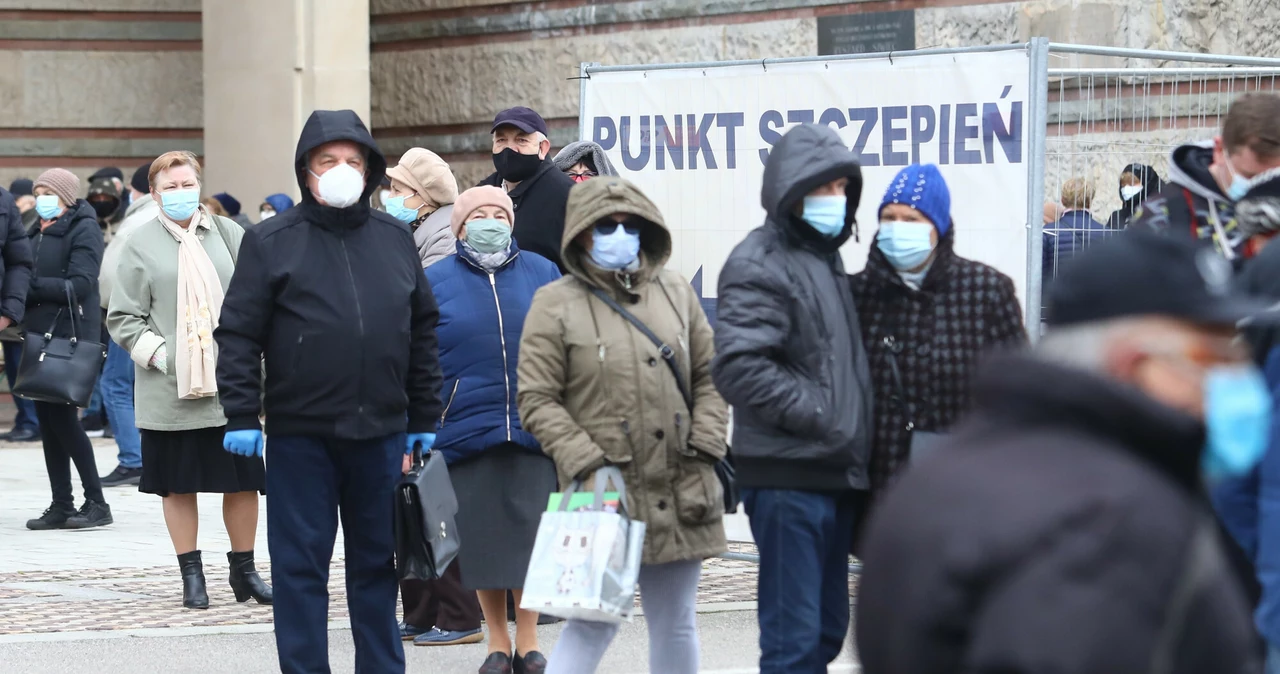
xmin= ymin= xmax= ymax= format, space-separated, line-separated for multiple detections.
xmin=1120 ymin=162 xmax=1165 ymax=201
xmin=1168 ymin=140 xmax=1227 ymax=205
xmin=760 ymin=124 xmax=863 ymax=253
xmin=973 ymin=353 xmax=1205 ymax=494
xmin=560 ymin=176 xmax=670 ymax=288
xmin=264 ymin=193 xmax=294 ymax=214
xmin=553 ymin=141 xmax=620 ymax=177
xmin=293 ymin=110 xmax=387 ymax=226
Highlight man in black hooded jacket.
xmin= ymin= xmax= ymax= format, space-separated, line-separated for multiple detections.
xmin=711 ymin=123 xmax=873 ymax=673
xmin=215 ymin=109 xmax=443 ymax=674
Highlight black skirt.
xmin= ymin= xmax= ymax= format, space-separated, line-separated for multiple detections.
xmin=451 ymin=443 xmax=557 ymax=591
xmin=139 ymin=426 xmax=266 ymax=497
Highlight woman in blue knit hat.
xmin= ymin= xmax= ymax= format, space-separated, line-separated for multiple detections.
xmin=850 ymin=164 xmax=1027 ymax=495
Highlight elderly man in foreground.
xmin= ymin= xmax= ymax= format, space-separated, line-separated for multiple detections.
xmin=857 ymin=229 xmax=1268 ymax=674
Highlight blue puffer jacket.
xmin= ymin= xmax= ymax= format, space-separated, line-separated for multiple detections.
xmin=425 ymin=240 xmax=561 ymax=464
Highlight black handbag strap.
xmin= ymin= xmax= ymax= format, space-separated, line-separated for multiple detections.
xmin=588 ymin=287 xmax=693 ymax=413
xmin=43 ymin=282 xmax=81 ymax=343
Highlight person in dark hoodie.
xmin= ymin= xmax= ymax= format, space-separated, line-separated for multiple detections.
xmin=23 ymin=169 xmax=111 ymax=531
xmin=856 ymin=230 xmax=1267 ymax=674
xmin=214 ymin=109 xmax=444 ymax=674
xmin=477 ymin=107 xmax=574 ymax=270
xmin=1131 ymin=92 xmax=1280 ymax=263
xmin=88 ymin=167 xmax=128 ymax=232
xmin=1106 ymin=163 xmax=1165 ymax=230
xmin=711 ymin=123 xmax=872 ymax=673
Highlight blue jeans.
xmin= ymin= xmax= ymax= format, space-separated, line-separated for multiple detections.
xmin=3 ymin=340 xmax=38 ymax=432
xmin=744 ymin=488 xmax=857 ymax=674
xmin=267 ymin=433 xmax=405 ymax=674
xmin=100 ymin=340 xmax=141 ymax=469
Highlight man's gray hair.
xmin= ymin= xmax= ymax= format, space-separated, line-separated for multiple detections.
xmin=1036 ymin=316 xmax=1187 ymax=373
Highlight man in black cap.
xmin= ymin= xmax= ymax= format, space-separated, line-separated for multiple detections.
xmin=856 ymin=230 xmax=1268 ymax=674
xmin=477 ymin=106 xmax=573 ymax=270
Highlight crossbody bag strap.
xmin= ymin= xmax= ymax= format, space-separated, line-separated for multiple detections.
xmin=588 ymin=286 xmax=693 ymax=412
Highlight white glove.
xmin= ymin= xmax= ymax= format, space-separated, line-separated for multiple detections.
xmin=150 ymin=344 xmax=168 ymax=374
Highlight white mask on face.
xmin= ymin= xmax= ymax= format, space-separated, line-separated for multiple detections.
xmin=1120 ymin=185 xmax=1144 ymax=200
xmin=309 ymin=163 xmax=365 ymax=209
xmin=379 ymin=189 xmax=391 ymax=203
xmin=259 ymin=209 xmax=275 ymax=220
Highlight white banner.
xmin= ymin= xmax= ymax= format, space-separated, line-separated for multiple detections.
xmin=580 ymin=49 xmax=1031 ymax=315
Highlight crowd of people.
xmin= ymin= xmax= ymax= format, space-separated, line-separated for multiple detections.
xmin=3 ymin=91 xmax=1280 ymax=674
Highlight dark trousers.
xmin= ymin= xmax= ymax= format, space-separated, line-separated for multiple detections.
xmin=5 ymin=341 xmax=38 ymax=432
xmin=399 ymin=562 xmax=482 ymax=632
xmin=744 ymin=488 xmax=857 ymax=674
xmin=267 ymin=434 xmax=405 ymax=674
xmin=35 ymin=402 xmax=102 ymax=505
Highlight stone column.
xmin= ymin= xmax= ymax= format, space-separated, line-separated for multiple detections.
xmin=202 ymin=0 xmax=370 ymax=217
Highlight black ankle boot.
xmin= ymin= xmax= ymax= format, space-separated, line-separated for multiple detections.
xmin=227 ymin=550 xmax=273 ymax=605
xmin=178 ymin=550 xmax=209 ymax=609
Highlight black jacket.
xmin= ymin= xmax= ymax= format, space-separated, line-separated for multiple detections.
xmin=856 ymin=355 xmax=1259 ymax=674
xmin=850 ymin=233 xmax=1026 ymax=492
xmin=0 ymin=187 xmax=32 ymax=323
xmin=1106 ymin=162 xmax=1165 ymax=230
xmin=478 ymin=159 xmax=573 ymax=271
xmin=214 ymin=110 xmax=443 ymax=439
xmin=711 ymin=123 xmax=874 ymax=491
xmin=25 ymin=200 xmax=103 ymax=342
xmin=1131 ymin=141 xmax=1244 ymax=260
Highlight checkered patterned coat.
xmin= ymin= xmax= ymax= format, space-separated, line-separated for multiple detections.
xmin=850 ymin=235 xmax=1027 ymax=492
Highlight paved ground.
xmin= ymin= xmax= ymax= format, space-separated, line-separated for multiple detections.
xmin=0 ymin=429 xmax=861 ymax=672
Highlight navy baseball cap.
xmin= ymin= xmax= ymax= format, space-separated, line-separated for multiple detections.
xmin=1047 ymin=229 xmax=1280 ymax=328
xmin=492 ymin=107 xmax=549 ymax=136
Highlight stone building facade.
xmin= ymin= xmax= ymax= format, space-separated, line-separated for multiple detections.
xmin=1 ymin=0 xmax=1278 ymax=209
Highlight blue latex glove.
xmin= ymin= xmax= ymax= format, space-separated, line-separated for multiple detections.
xmin=224 ymin=430 xmax=264 ymax=458
xmin=406 ymin=432 xmax=436 ymax=455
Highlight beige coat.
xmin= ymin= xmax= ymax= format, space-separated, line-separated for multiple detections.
xmin=517 ymin=177 xmax=728 ymax=566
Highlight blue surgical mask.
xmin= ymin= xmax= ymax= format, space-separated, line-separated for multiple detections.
xmin=590 ymin=224 xmax=641 ymax=270
xmin=801 ymin=196 xmax=847 ymax=238
xmin=466 ymin=218 xmax=513 ymax=254
xmin=1225 ymin=155 xmax=1252 ymax=202
xmin=384 ymin=195 xmax=420 ymax=224
xmin=876 ymin=220 xmax=936 ymax=271
xmin=160 ymin=188 xmax=200 ymax=221
xmin=1202 ymin=365 xmax=1272 ymax=483
xmin=34 ymin=194 xmax=63 ymax=221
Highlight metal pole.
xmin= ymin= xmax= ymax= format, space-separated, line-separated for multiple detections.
xmin=1050 ymin=67 xmax=1280 ymax=77
xmin=1025 ymin=37 xmax=1050 ymax=337
xmin=578 ymin=62 xmax=597 ymax=141
xmin=1048 ymin=43 xmax=1280 ymax=67
xmin=585 ymin=43 xmax=1032 ymax=76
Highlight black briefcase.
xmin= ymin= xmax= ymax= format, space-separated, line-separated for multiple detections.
xmin=13 ymin=286 xmax=105 ymax=408
xmin=393 ymin=448 xmax=460 ymax=581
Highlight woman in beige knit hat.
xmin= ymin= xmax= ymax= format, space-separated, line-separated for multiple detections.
xmin=23 ymin=168 xmax=113 ymax=531
xmin=418 ymin=185 xmax=562 ymax=672
xmin=384 ymin=147 xmax=459 ymax=269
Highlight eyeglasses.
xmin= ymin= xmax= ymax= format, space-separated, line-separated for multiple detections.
xmin=594 ymin=220 xmax=642 ymax=236
xmin=568 ymin=172 xmax=597 ymax=183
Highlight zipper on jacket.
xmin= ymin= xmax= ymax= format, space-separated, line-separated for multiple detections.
xmin=340 ymin=239 xmax=366 ymax=417
xmin=488 ymin=273 xmax=513 ymax=442
xmin=439 ymin=380 xmax=460 ymax=427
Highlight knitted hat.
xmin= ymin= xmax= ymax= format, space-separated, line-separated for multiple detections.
xmin=879 ymin=164 xmax=952 ymax=237
xmin=8 ymin=178 xmax=32 ymax=197
xmin=450 ymin=186 xmax=514 ymax=237
xmin=386 ymin=148 xmax=459 ymax=213
xmin=34 ymin=168 xmax=80 ymax=208
xmin=213 ymin=192 xmax=242 ymax=216
xmin=130 ymin=163 xmax=150 ymax=193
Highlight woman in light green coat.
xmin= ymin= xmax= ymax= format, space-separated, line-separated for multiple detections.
xmin=106 ymin=151 xmax=271 ymax=610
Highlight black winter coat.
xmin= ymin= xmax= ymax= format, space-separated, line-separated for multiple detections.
xmin=0 ymin=187 xmax=32 ymax=323
xmin=478 ymin=159 xmax=573 ymax=271
xmin=214 ymin=110 xmax=444 ymax=440
xmin=711 ymin=123 xmax=874 ymax=492
xmin=856 ymin=355 xmax=1260 ymax=674
xmin=25 ymin=200 xmax=103 ymax=342
xmin=850 ymin=234 xmax=1026 ymax=492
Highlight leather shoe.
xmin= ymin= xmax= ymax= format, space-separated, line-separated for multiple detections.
xmin=4 ymin=427 xmax=40 ymax=443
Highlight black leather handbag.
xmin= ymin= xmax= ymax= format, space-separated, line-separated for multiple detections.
xmin=13 ymin=284 xmax=105 ymax=408
xmin=394 ymin=447 xmax=461 ymax=581
xmin=589 ymin=287 xmax=740 ymax=513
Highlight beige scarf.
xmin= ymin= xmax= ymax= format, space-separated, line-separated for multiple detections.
xmin=157 ymin=207 xmax=224 ymax=399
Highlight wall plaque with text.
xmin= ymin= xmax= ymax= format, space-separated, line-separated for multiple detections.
xmin=818 ymin=10 xmax=916 ymax=56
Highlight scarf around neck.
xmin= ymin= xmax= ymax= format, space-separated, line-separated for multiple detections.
xmin=157 ymin=207 xmax=223 ymax=399
xmin=462 ymin=240 xmax=514 ymax=272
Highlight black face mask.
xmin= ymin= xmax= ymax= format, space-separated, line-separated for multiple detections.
xmin=90 ymin=199 xmax=117 ymax=219
xmin=493 ymin=148 xmax=543 ymax=183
